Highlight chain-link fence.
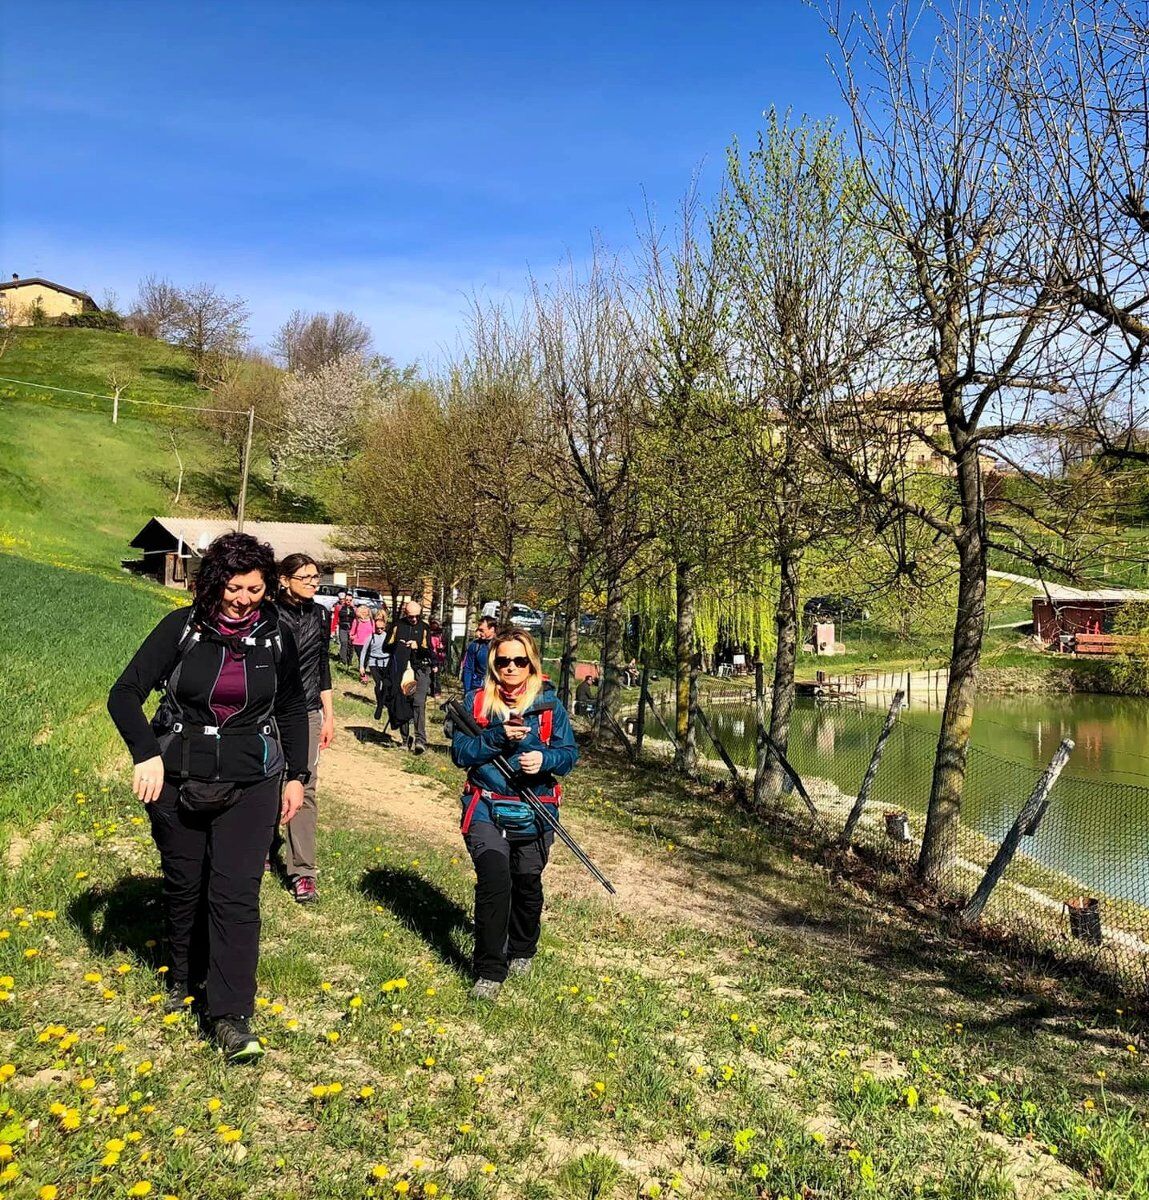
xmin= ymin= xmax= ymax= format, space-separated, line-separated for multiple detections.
xmin=634 ymin=689 xmax=1149 ymax=994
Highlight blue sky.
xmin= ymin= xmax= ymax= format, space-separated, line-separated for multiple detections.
xmin=1 ymin=1 xmax=844 ymax=367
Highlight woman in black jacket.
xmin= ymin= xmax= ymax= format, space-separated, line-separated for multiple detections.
xmin=108 ymin=533 xmax=310 ymax=1063
xmin=273 ymin=552 xmax=334 ymax=904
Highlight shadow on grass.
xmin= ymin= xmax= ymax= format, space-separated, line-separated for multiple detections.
xmin=347 ymin=724 xmax=398 ymax=748
xmin=360 ymin=866 xmax=472 ymax=979
xmin=66 ymin=875 xmax=164 ymax=966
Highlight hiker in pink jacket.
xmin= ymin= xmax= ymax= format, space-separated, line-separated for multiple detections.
xmin=349 ymin=606 xmax=374 ymax=661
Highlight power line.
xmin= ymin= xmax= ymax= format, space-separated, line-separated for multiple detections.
xmin=0 ymin=374 xmax=249 ymax=416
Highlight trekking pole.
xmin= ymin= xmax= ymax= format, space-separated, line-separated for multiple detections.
xmin=445 ymin=699 xmax=616 ymax=895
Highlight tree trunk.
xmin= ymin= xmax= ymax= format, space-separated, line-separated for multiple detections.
xmin=596 ymin=562 xmax=625 ymax=741
xmin=461 ymin=577 xmax=477 ymax=659
xmin=674 ymin=559 xmax=698 ymax=774
xmin=765 ymin=545 xmax=801 ymax=798
xmin=443 ymin=579 xmax=456 ymax=672
xmin=917 ymin=449 xmax=987 ymax=885
xmin=559 ymin=565 xmax=581 ymax=710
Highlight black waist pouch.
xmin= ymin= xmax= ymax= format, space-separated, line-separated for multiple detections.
xmin=178 ymin=780 xmax=240 ymax=815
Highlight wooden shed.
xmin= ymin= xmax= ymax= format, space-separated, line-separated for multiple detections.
xmin=124 ymin=517 xmax=352 ymax=589
xmin=1032 ymin=583 xmax=1149 ymax=653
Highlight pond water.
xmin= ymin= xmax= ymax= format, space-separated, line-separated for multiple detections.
xmin=666 ymin=692 xmax=1149 ymax=905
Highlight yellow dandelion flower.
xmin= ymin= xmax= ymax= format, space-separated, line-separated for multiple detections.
xmin=0 ymin=1145 xmax=11 ymax=1162
xmin=422 ymin=1056 xmax=435 ymax=1068
xmin=393 ymin=1183 xmax=410 ymax=1195
xmin=105 ymin=1139 xmax=127 ymax=1153
xmin=349 ymin=996 xmax=363 ymax=1009
xmin=79 ymin=1077 xmax=96 ymax=1090
xmin=0 ymin=977 xmax=11 ymax=990
xmin=457 ymin=1122 xmax=473 ymax=1133
xmin=116 ymin=964 xmax=132 ymax=975
xmin=126 ymin=1131 xmax=142 ymax=1143
xmin=325 ymin=1031 xmax=340 ymax=1044
xmin=50 ymin=1102 xmax=68 ymax=1116
xmin=127 ymin=1184 xmax=153 ymax=1197
xmin=206 ymin=1097 xmax=221 ymax=1112
xmin=269 ymin=1003 xmax=285 ymax=1015
xmin=173 ymin=1127 xmax=187 ymax=1138
xmin=0 ymin=1064 xmax=15 ymax=1081
xmin=136 ymin=1061 xmax=153 ymax=1075
xmin=481 ymin=1163 xmax=496 ymax=1174
xmin=320 ymin=982 xmax=332 ymax=992
xmin=219 ymin=1129 xmax=243 ymax=1144
xmin=472 ymin=1073 xmax=486 ymax=1085
xmin=101 ymin=1151 xmax=121 ymax=1167
xmin=102 ymin=989 xmax=117 ymax=1000
xmin=75 ymin=871 xmax=89 ymax=880
xmin=359 ymin=1086 xmax=375 ymax=1099
xmin=327 ymin=1082 xmax=344 ymax=1096
xmin=39 ymin=1185 xmax=59 ymax=1199
xmin=390 ymin=1021 xmax=404 ymax=1034
xmin=61 ymin=1112 xmax=81 ymax=1130
xmin=424 ymin=1185 xmax=440 ymax=1197
xmin=113 ymin=1103 xmax=129 ymax=1115
xmin=161 ymin=1012 xmax=182 ymax=1026
xmin=285 ymin=1019 xmax=300 ymax=1031
xmin=83 ymin=972 xmax=102 ymax=984
xmin=311 ymin=1085 xmax=329 ymax=1099
xmin=370 ymin=1164 xmax=389 ymax=1179
xmin=24 ymin=948 xmax=39 ymax=959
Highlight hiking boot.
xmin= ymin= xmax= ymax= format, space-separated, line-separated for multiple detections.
xmin=163 ymin=980 xmax=197 ymax=1014
xmin=413 ymin=741 xmax=426 ymax=757
xmin=211 ymin=1015 xmax=265 ymax=1063
xmin=470 ymin=978 xmax=502 ymax=1003
xmin=507 ymin=957 xmax=533 ymax=978
xmin=292 ymin=876 xmax=317 ymax=904
xmin=406 ymin=734 xmax=416 ymax=752
xmin=374 ymin=706 xmax=383 ymax=721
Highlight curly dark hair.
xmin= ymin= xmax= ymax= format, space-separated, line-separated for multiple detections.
xmin=191 ymin=532 xmax=278 ymax=618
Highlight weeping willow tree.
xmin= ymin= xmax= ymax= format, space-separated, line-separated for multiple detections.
xmin=716 ymin=110 xmax=891 ymax=801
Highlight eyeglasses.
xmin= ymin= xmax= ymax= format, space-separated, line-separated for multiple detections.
xmin=290 ymin=573 xmax=320 ymax=583
xmin=495 ymin=655 xmax=530 ymax=669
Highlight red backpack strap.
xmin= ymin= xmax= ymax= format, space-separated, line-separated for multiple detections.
xmin=472 ymin=690 xmax=489 ymax=727
xmin=538 ymin=707 xmax=553 ymax=746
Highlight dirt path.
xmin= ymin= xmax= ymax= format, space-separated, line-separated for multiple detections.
xmin=320 ymin=682 xmax=796 ymax=935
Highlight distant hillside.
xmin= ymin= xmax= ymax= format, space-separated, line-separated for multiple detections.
xmin=0 ymin=326 xmax=206 ymax=414
xmin=0 ymin=327 xmax=325 ymax=578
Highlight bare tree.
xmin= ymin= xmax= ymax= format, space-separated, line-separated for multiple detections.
xmin=821 ymin=1 xmax=1102 ymax=883
xmin=637 ymin=187 xmax=751 ymax=772
xmin=534 ymin=249 xmax=648 ymax=729
xmin=128 ymin=275 xmax=184 ymax=340
xmin=171 ymin=284 xmax=249 ymax=386
xmin=273 ymin=309 xmax=373 ymax=374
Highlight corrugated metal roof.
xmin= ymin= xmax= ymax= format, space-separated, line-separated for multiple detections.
xmin=1038 ymin=584 xmax=1149 ymax=603
xmin=138 ymin=517 xmax=351 ymax=563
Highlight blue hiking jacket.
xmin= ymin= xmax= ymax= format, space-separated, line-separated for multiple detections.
xmin=459 ymin=637 xmax=491 ymax=693
xmin=451 ymin=683 xmax=579 ymax=830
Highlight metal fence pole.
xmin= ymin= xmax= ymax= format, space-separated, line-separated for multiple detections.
xmin=839 ymin=690 xmax=905 ymax=849
xmin=960 ymin=738 xmax=1075 ymax=926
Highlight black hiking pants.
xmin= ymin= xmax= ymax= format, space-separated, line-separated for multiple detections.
xmin=147 ymin=776 xmax=280 ymax=1018
xmin=463 ymin=822 xmax=553 ymax=983
xmin=369 ymin=665 xmax=388 ymax=719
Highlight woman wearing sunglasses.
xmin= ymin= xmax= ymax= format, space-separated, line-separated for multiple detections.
xmin=450 ymin=629 xmax=578 ymax=1001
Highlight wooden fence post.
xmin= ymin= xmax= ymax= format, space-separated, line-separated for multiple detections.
xmin=960 ymin=738 xmax=1075 ymax=926
xmin=753 ymin=663 xmax=768 ymax=809
xmin=839 ymin=690 xmax=904 ymax=849
xmin=695 ymin=705 xmax=744 ymax=794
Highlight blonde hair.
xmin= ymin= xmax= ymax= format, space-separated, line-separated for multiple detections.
xmin=481 ymin=630 xmax=543 ymax=722
xmin=355 ymin=604 xmax=371 ymax=619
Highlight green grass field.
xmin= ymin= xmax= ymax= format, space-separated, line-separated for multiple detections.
xmin=0 ymin=328 xmax=1146 ymax=1198
xmin=0 ymin=328 xmax=203 ymax=415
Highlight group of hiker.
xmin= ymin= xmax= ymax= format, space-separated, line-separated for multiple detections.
xmin=107 ymin=532 xmax=579 ymax=1063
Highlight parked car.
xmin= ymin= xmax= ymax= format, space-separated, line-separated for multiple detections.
xmin=481 ymin=601 xmax=545 ymax=634
xmin=803 ymin=594 xmax=870 ymax=624
xmin=315 ymin=585 xmax=385 ymax=614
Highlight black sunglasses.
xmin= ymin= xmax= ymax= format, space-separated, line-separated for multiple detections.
xmin=495 ymin=655 xmax=530 ymax=669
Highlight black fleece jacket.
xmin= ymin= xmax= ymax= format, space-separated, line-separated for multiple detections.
xmin=107 ymin=605 xmax=309 ymax=783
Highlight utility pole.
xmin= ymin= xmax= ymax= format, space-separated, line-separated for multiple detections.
xmin=236 ymin=405 xmax=255 ymax=533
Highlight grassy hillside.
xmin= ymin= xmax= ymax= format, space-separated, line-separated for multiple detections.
xmin=0 ymin=327 xmax=203 ymax=414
